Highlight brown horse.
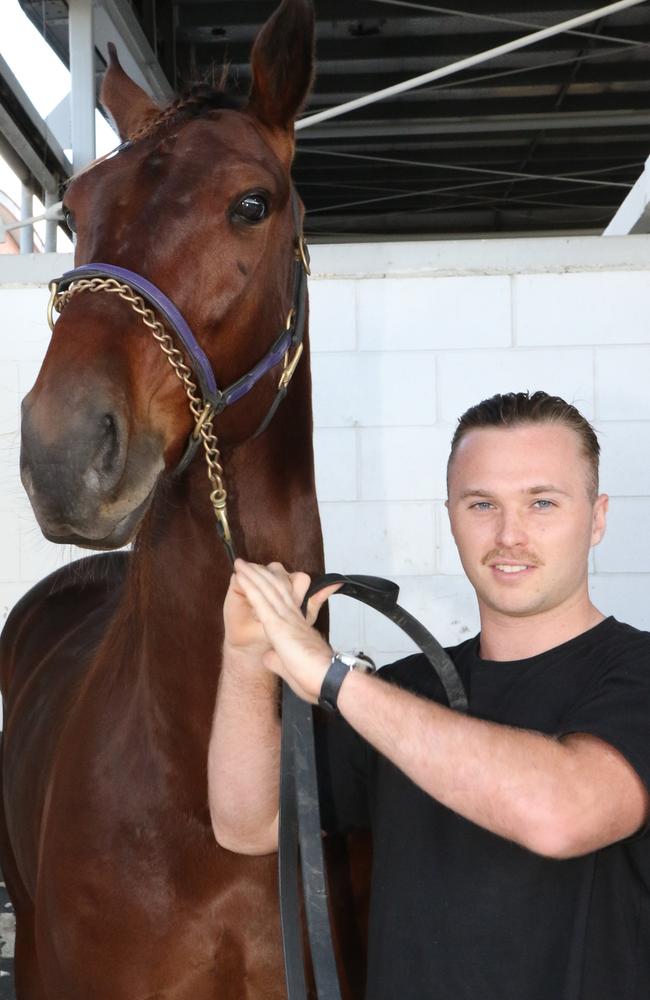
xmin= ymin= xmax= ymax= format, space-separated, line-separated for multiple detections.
xmin=0 ymin=2 xmax=354 ymax=996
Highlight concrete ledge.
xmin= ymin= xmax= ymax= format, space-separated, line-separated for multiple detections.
xmin=3 ymin=234 xmax=650 ymax=288
xmin=0 ymin=253 xmax=73 ymax=286
xmin=309 ymin=234 xmax=650 ymax=278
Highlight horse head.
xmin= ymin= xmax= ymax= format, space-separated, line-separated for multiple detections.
xmin=20 ymin=0 xmax=314 ymax=552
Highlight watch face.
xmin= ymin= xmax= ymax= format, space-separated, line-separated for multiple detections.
xmin=338 ymin=651 xmax=376 ymax=674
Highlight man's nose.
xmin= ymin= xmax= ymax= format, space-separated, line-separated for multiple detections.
xmin=494 ymin=509 xmax=528 ymax=549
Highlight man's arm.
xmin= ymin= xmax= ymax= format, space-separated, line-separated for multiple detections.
xmin=233 ymin=561 xmax=650 ymax=860
xmin=208 ymin=640 xmax=282 ymax=854
xmin=208 ymin=562 xmax=336 ymax=855
xmin=336 ymin=673 xmax=648 ymax=858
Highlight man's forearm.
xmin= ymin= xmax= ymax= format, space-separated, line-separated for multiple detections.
xmin=337 ymin=670 xmax=647 ymax=858
xmin=208 ymin=643 xmax=281 ymax=854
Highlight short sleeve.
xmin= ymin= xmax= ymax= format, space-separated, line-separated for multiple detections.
xmin=557 ymin=634 xmax=650 ymax=794
xmin=314 ymin=711 xmax=372 ymax=835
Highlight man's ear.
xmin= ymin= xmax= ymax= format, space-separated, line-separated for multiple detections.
xmin=445 ymin=498 xmax=459 ymax=544
xmin=591 ymin=493 xmax=609 ymax=547
xmin=100 ymin=43 xmax=161 ymax=140
xmin=248 ymin=0 xmax=315 ymax=131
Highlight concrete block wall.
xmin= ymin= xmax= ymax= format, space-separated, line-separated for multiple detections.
xmin=1 ymin=237 xmax=650 ymax=668
xmin=307 ymin=235 xmax=650 ymax=662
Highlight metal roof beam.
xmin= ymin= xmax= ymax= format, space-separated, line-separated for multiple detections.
xmin=604 ymin=154 xmax=650 ymax=232
xmin=0 ymin=53 xmax=71 ymax=196
xmin=18 ymin=0 xmax=173 ymax=105
xmin=94 ymin=0 xmax=173 ymax=103
xmin=296 ymin=0 xmax=650 ymax=130
xmin=298 ymin=108 xmax=650 ymax=138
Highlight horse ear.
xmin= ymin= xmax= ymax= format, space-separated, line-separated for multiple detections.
xmin=101 ymin=43 xmax=161 ymax=140
xmin=248 ymin=0 xmax=315 ymax=131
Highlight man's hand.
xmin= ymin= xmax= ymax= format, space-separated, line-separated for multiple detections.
xmin=232 ymin=560 xmax=340 ymax=703
xmin=223 ymin=561 xmax=308 ymax=656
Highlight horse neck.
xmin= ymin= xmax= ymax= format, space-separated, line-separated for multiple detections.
xmin=116 ymin=345 xmax=324 ymax=740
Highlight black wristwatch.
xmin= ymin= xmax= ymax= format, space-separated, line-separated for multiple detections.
xmin=318 ymin=650 xmax=376 ymax=714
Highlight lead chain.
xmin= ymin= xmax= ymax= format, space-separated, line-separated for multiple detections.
xmin=51 ymin=277 xmax=233 ymax=549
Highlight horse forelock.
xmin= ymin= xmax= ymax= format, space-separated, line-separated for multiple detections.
xmin=128 ymin=83 xmax=246 ymax=145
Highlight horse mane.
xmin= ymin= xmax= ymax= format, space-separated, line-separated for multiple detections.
xmin=128 ymin=77 xmax=245 ymax=143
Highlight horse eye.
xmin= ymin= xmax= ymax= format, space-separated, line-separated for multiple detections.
xmin=232 ymin=193 xmax=268 ymax=224
xmin=63 ymin=208 xmax=76 ymax=234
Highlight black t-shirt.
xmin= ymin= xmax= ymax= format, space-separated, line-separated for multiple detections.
xmin=317 ymin=617 xmax=650 ymax=1000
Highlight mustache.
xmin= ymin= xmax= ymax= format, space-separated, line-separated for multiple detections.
xmin=482 ymin=550 xmax=543 ymax=567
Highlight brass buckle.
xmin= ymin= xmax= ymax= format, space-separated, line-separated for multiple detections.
xmin=47 ymin=280 xmax=59 ymax=332
xmin=278 ymin=342 xmax=304 ymax=391
xmin=296 ymin=234 xmax=311 ymax=276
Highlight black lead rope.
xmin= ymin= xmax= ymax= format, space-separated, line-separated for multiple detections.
xmin=278 ymin=573 xmax=469 ymax=999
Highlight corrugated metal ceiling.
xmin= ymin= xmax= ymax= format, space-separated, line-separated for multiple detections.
xmin=18 ymin=1 xmax=650 ymax=238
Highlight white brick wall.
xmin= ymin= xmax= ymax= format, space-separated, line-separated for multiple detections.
xmin=2 ymin=237 xmax=650 ymax=670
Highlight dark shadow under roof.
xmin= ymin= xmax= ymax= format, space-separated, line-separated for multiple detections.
xmin=17 ymin=0 xmax=650 ymax=239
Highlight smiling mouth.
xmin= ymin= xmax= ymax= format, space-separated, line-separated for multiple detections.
xmin=492 ymin=563 xmax=531 ymax=574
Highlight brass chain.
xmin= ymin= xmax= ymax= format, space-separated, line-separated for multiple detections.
xmin=49 ymin=276 xmax=233 ymax=548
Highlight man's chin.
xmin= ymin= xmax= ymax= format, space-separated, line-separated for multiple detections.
xmin=479 ymin=592 xmax=551 ymax=619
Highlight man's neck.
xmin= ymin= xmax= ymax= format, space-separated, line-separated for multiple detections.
xmin=477 ymin=596 xmax=606 ymax=662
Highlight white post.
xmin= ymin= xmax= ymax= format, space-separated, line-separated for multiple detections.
xmin=44 ymin=190 xmax=58 ymax=252
xmin=68 ymin=0 xmax=96 ymax=171
xmin=19 ymin=183 xmax=33 ymax=254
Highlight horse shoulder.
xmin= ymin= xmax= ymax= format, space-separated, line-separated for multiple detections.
xmin=0 ymin=552 xmax=129 ymax=701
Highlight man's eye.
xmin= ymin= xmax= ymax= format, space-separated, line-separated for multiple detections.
xmin=231 ymin=193 xmax=268 ymax=224
xmin=533 ymin=499 xmax=555 ymax=509
xmin=472 ymin=502 xmax=493 ymax=511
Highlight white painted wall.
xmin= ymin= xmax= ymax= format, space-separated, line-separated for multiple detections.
xmin=1 ymin=237 xmax=649 ymax=667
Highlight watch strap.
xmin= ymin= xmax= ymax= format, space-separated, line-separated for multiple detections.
xmin=318 ymin=656 xmax=351 ymax=714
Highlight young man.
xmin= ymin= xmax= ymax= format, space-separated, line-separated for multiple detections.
xmin=209 ymin=391 xmax=650 ymax=999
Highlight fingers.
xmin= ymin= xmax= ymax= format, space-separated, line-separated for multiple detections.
xmin=290 ymin=571 xmax=312 ymax=607
xmin=232 ymin=561 xmax=342 ymax=626
xmin=305 ymin=582 xmax=342 ymax=625
xmin=234 ymin=561 xmax=298 ymax=618
xmin=233 ymin=572 xmax=286 ymax=631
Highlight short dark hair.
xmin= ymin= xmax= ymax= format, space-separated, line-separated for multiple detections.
xmin=447 ymin=391 xmax=600 ymax=498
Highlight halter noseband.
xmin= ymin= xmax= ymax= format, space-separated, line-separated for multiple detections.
xmin=47 ymin=191 xmax=309 ymax=564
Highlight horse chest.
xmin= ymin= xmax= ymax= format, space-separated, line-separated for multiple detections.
xmin=35 ymin=769 xmax=286 ymax=998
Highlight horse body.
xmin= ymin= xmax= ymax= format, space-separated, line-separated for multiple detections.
xmin=0 ymin=2 xmax=328 ymax=995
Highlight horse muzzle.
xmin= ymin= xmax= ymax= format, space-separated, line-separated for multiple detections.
xmin=20 ymin=385 xmax=163 ymax=549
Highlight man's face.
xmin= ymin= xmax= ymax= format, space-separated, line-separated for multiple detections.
xmin=446 ymin=423 xmax=608 ymax=620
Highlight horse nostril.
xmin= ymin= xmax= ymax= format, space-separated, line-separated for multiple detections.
xmin=99 ymin=414 xmax=119 ymax=475
xmin=84 ymin=412 xmax=124 ymax=493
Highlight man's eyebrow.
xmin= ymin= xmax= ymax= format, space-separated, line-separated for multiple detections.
xmin=458 ymin=489 xmax=494 ymax=500
xmin=527 ymin=484 xmax=570 ymax=496
xmin=458 ymin=485 xmax=570 ymax=500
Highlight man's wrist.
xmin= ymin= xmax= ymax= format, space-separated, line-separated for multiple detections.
xmin=222 ymin=640 xmax=272 ymax=677
xmin=318 ymin=651 xmax=376 ymax=713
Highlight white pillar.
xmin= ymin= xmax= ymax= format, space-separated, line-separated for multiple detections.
xmin=68 ymin=0 xmax=96 ymax=172
xmin=20 ymin=183 xmax=33 ymax=254
xmin=44 ymin=190 xmax=58 ymax=252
